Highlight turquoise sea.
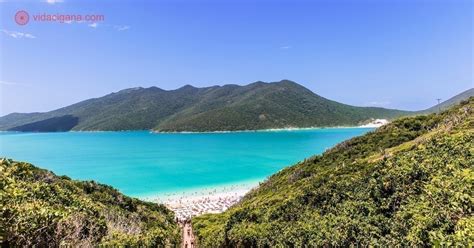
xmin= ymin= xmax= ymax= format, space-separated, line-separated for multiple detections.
xmin=0 ymin=128 xmax=372 ymax=198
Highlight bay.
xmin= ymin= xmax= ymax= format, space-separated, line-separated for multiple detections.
xmin=0 ymin=128 xmax=372 ymax=198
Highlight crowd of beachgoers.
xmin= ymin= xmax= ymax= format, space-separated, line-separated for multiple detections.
xmin=167 ymin=189 xmax=248 ymax=247
xmin=168 ymin=193 xmax=244 ymax=221
xmin=147 ymin=183 xmax=256 ymax=221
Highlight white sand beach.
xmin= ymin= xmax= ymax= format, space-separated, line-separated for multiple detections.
xmin=359 ymin=119 xmax=389 ymax=128
xmin=145 ymin=183 xmax=259 ymax=221
xmin=152 ymin=125 xmax=381 ymax=134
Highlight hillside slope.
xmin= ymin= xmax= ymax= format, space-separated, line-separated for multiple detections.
xmin=0 ymin=80 xmax=408 ymax=132
xmin=421 ymin=88 xmax=474 ymax=114
xmin=192 ymin=98 xmax=474 ymax=247
xmin=0 ymin=159 xmax=180 ymax=247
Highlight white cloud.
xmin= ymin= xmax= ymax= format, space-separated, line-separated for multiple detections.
xmin=64 ymin=22 xmax=129 ymax=31
xmin=280 ymin=46 xmax=292 ymax=49
xmin=45 ymin=0 xmax=64 ymax=4
xmin=1 ymin=29 xmax=36 ymax=39
xmin=64 ymin=20 xmax=87 ymax=25
xmin=366 ymin=100 xmax=391 ymax=107
xmin=114 ymin=25 xmax=130 ymax=31
xmin=0 ymin=80 xmax=30 ymax=86
xmin=0 ymin=80 xmax=18 ymax=85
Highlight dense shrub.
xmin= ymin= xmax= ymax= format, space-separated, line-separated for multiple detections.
xmin=0 ymin=159 xmax=180 ymax=247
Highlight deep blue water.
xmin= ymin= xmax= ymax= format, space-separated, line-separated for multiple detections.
xmin=0 ymin=128 xmax=372 ymax=197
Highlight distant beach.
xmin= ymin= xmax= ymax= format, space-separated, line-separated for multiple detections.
xmin=152 ymin=124 xmax=381 ymax=134
xmin=141 ymin=180 xmax=260 ymax=220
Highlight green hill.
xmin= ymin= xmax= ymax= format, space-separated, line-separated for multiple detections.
xmin=192 ymin=98 xmax=474 ymax=247
xmin=0 ymin=80 xmax=409 ymax=132
xmin=0 ymin=159 xmax=180 ymax=247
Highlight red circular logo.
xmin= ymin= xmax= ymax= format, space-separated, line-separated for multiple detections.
xmin=15 ymin=10 xmax=29 ymax=25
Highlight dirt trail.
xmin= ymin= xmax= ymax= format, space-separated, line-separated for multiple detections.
xmin=182 ymin=222 xmax=195 ymax=248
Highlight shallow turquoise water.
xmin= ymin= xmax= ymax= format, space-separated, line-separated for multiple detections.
xmin=0 ymin=128 xmax=372 ymax=197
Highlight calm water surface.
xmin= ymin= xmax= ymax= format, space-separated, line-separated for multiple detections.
xmin=0 ymin=128 xmax=372 ymax=197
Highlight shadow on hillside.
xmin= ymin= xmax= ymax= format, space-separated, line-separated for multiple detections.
xmin=8 ymin=115 xmax=79 ymax=132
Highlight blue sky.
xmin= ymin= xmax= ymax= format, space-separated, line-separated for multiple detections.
xmin=0 ymin=0 xmax=472 ymax=115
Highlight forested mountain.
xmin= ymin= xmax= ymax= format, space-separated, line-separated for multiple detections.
xmin=0 ymin=159 xmax=180 ymax=247
xmin=192 ymin=98 xmax=473 ymax=246
xmin=0 ymin=80 xmax=409 ymax=132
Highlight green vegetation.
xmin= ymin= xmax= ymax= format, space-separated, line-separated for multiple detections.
xmin=192 ymin=98 xmax=474 ymax=247
xmin=0 ymin=160 xmax=180 ymax=247
xmin=0 ymin=80 xmax=409 ymax=132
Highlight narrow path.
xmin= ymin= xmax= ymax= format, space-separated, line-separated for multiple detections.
xmin=182 ymin=221 xmax=195 ymax=248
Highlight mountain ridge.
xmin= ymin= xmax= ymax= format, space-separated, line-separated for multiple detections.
xmin=420 ymin=88 xmax=474 ymax=114
xmin=0 ymin=80 xmax=410 ymax=132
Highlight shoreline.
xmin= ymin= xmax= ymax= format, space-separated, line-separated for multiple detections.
xmin=152 ymin=125 xmax=378 ymax=134
xmin=140 ymin=179 xmax=260 ymax=202
xmin=1 ymin=124 xmax=379 ymax=134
